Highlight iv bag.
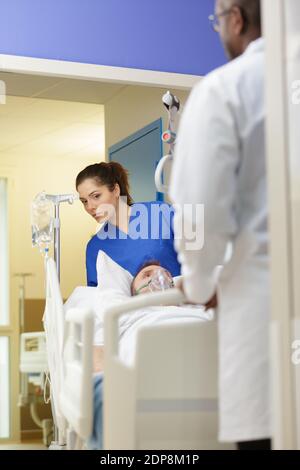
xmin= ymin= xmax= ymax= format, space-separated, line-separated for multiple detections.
xmin=31 ymin=192 xmax=54 ymax=248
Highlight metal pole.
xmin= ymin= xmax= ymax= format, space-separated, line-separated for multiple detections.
xmin=52 ymin=203 xmax=60 ymax=445
xmin=42 ymin=193 xmax=77 ymax=447
xmin=14 ymin=273 xmax=33 ymax=332
xmin=45 ymin=193 xmax=77 ymax=280
xmin=54 ymin=203 xmax=60 ymax=282
xmin=14 ymin=273 xmax=33 ymax=407
xmin=19 ymin=280 xmax=25 ymax=334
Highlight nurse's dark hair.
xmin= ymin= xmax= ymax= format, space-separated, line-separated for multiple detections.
xmin=76 ymin=161 xmax=133 ymax=206
xmin=226 ymin=0 xmax=261 ymax=33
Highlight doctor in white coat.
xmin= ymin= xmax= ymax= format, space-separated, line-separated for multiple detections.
xmin=170 ymin=0 xmax=271 ymax=450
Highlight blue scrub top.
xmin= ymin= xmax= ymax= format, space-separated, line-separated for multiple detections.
xmin=86 ymin=201 xmax=181 ymax=286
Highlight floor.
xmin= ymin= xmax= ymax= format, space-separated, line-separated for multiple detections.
xmin=0 ymin=441 xmax=47 ymax=450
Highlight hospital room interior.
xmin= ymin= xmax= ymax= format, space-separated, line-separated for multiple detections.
xmin=0 ymin=0 xmax=300 ymax=454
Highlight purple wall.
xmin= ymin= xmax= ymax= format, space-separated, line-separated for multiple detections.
xmin=0 ymin=0 xmax=227 ymax=76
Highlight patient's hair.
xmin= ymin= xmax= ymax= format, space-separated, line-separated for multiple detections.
xmin=76 ymin=161 xmax=133 ymax=206
xmin=131 ymin=260 xmax=162 ymax=296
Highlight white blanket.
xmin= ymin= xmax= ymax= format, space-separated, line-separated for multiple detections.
xmin=64 ymin=286 xmax=211 ymax=365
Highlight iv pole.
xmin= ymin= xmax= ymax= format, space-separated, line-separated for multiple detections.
xmin=44 ymin=194 xmax=77 ymax=281
xmin=43 ymin=193 xmax=77 ymax=448
xmin=31 ymin=192 xmax=77 ymax=448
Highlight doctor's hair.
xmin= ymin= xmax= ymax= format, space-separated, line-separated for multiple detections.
xmin=76 ymin=161 xmax=133 ymax=206
xmin=225 ymin=0 xmax=261 ymax=34
xmin=131 ymin=260 xmax=162 ymax=296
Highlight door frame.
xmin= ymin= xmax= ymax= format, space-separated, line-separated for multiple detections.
xmin=0 ymin=50 xmax=199 ymax=445
xmin=108 ymin=119 xmax=163 ymax=202
xmin=0 ymin=54 xmax=200 ymax=90
xmin=263 ymin=0 xmax=298 ymax=449
xmin=0 ymin=169 xmax=20 ymax=443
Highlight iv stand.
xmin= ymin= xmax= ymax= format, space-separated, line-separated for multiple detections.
xmin=44 ymin=194 xmax=77 ymax=281
xmin=40 ymin=193 xmax=77 ymax=448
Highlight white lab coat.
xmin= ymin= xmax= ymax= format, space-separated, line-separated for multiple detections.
xmin=169 ymin=38 xmax=271 ymax=442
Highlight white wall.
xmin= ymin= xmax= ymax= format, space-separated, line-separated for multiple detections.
xmin=105 ymin=84 xmax=192 ymax=157
xmin=0 ymin=96 xmax=105 ymax=300
xmin=0 ymin=85 xmax=195 ymax=300
xmin=6 ymin=156 xmax=99 ymax=299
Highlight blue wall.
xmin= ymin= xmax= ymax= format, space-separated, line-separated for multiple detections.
xmin=0 ymin=0 xmax=226 ymax=76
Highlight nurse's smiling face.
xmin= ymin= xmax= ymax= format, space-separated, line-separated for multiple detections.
xmin=77 ymin=178 xmax=120 ymax=223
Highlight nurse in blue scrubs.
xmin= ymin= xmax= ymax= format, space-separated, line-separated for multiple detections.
xmin=76 ymin=161 xmax=181 ymax=286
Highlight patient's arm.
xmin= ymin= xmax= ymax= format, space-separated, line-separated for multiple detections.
xmin=93 ymin=345 xmax=105 ymax=373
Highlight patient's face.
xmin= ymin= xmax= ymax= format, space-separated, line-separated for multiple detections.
xmin=133 ymin=265 xmax=174 ymax=295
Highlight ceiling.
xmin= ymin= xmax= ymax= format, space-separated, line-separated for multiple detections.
xmin=0 ymin=72 xmax=127 ymax=161
xmin=0 ymin=71 xmax=126 ymax=104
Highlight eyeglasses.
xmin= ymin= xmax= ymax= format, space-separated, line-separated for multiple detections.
xmin=208 ymin=8 xmax=233 ymax=32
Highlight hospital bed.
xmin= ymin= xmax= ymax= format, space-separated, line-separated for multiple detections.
xmin=103 ymin=290 xmax=232 ymax=450
xmin=44 ymin=257 xmax=233 ymax=450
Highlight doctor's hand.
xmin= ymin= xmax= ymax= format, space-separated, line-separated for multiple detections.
xmin=176 ymin=277 xmax=184 ymax=292
xmin=204 ymin=292 xmax=218 ymax=311
xmin=177 ymin=279 xmax=218 ymax=310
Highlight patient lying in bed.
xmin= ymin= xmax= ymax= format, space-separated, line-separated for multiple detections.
xmin=131 ymin=260 xmax=175 ymax=296
xmin=64 ymin=251 xmax=212 ymax=449
xmin=92 ymin=258 xmax=210 ymax=373
xmin=93 ymin=260 xmax=175 ymax=372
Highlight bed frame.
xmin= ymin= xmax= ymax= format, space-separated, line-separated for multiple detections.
xmin=44 ymin=257 xmax=233 ymax=450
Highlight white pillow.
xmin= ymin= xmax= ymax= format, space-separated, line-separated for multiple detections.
xmin=63 ymin=286 xmax=100 ymax=313
xmin=96 ymin=251 xmax=133 ymax=296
